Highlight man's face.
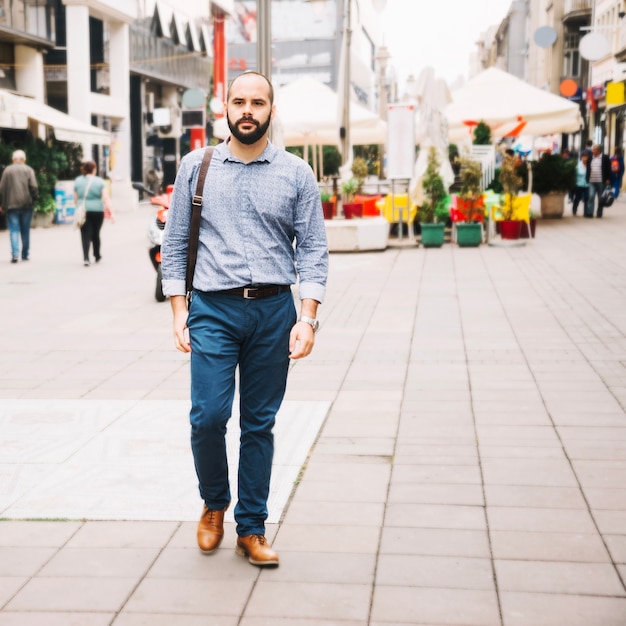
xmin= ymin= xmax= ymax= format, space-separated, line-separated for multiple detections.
xmin=226 ymin=75 xmax=274 ymax=146
xmin=592 ymin=147 xmax=601 ymax=157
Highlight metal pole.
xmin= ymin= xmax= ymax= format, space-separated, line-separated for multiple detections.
xmin=257 ymin=0 xmax=272 ymax=81
xmin=341 ymin=0 xmax=351 ymax=166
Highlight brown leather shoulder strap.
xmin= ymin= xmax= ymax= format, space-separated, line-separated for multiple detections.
xmin=186 ymin=147 xmax=214 ymax=302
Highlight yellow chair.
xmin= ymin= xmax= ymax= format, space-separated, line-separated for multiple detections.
xmin=376 ymin=194 xmax=418 ymax=225
xmin=489 ymin=194 xmax=533 ymax=239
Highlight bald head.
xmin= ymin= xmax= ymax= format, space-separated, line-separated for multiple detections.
xmin=12 ymin=150 xmax=26 ymax=163
xmin=227 ymin=71 xmax=274 ymax=106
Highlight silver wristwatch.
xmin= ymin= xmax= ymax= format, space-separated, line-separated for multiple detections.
xmin=298 ymin=316 xmax=319 ymax=333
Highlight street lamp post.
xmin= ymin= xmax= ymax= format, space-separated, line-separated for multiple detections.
xmin=340 ymin=0 xmax=352 ymax=166
xmin=257 ymin=0 xmax=272 ymax=80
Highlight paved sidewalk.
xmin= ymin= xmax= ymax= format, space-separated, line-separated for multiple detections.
xmin=1 ymin=199 xmax=626 ymax=625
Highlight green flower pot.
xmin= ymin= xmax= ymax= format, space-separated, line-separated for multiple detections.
xmin=455 ymin=222 xmax=483 ymax=247
xmin=420 ymin=223 xmax=445 ymax=248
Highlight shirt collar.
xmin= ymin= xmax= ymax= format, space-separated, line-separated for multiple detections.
xmin=218 ymin=138 xmax=278 ymax=164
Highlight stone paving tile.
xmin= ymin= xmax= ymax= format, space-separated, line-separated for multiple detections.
xmin=377 ymin=554 xmax=495 ymax=590
xmin=259 ymin=552 xmax=376 ymax=584
xmin=490 ymin=530 xmax=611 ymax=562
xmin=390 ymin=463 xmax=482 ymax=485
xmin=242 ymin=581 xmax=371 ymax=621
xmin=65 ymin=521 xmax=179 ymax=548
xmin=292 ymin=478 xmax=389 ymax=503
xmin=0 ymin=521 xmax=82 ymax=547
xmin=486 ymin=507 xmax=597 ymax=533
xmin=388 ymin=483 xmax=485 ymax=506
xmin=320 ymin=414 xmax=399 ymax=437
xmin=584 ymin=487 xmax=626 ymax=510
xmin=5 ymin=576 xmax=138 ymax=612
xmin=39 ymin=547 xmax=160 ymax=578
xmin=480 ymin=444 xmax=566 ymax=459
xmin=495 ymin=560 xmax=625 ymax=596
xmin=112 ymin=616 xmax=237 ymax=626
xmin=484 ymin=485 xmax=588 ymax=509
xmin=274 ymin=524 xmax=380 ymax=554
xmin=370 ymin=586 xmax=501 ymax=625
xmin=239 ymin=617 xmax=366 ymax=626
xmin=281 ymin=500 xmax=385 ymax=526
xmin=0 ymin=548 xmax=58 ymax=577
xmin=380 ymin=527 xmax=491 ymax=558
xmin=500 ymin=591 xmax=626 ymax=626
xmin=0 ymin=613 xmax=113 ymax=626
xmin=385 ymin=503 xmax=486 ymax=530
xmin=480 ymin=458 xmax=579 ymax=487
xmin=122 ymin=578 xmax=253 ymax=615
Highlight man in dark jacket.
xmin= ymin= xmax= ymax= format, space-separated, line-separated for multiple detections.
xmin=0 ymin=149 xmax=39 ymax=262
xmin=585 ymin=144 xmax=611 ymax=218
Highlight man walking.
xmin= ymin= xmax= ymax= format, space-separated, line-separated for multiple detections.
xmin=0 ymin=149 xmax=38 ymax=262
xmin=586 ymin=144 xmax=611 ymax=218
xmin=161 ymin=71 xmax=328 ymax=567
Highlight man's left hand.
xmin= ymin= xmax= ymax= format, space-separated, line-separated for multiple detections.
xmin=289 ymin=322 xmax=315 ymax=359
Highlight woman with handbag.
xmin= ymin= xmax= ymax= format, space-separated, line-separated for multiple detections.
xmin=74 ymin=161 xmax=113 ymax=266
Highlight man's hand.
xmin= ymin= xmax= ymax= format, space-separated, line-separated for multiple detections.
xmin=289 ymin=321 xmax=315 ymax=359
xmin=170 ymin=295 xmax=191 ymax=353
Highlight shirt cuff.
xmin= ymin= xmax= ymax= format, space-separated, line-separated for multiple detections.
xmin=299 ymin=281 xmax=325 ymax=304
xmin=162 ymin=279 xmax=187 ymax=297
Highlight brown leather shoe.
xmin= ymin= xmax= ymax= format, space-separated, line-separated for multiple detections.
xmin=197 ymin=504 xmax=228 ymax=554
xmin=235 ymin=534 xmax=279 ymax=567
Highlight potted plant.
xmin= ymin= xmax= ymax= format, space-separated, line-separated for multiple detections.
xmin=351 ymin=156 xmax=369 ymax=195
xmin=320 ymin=191 xmax=334 ymax=220
xmin=455 ymin=157 xmax=484 ymax=246
xmin=498 ymin=153 xmax=524 ymax=240
xmin=532 ymin=153 xmax=576 ymax=219
xmin=341 ymin=178 xmax=362 ymax=219
xmin=418 ymin=147 xmax=449 ymax=248
xmin=473 ymin=121 xmax=492 ymax=145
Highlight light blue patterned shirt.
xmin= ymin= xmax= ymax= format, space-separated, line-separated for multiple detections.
xmin=161 ymin=140 xmax=328 ymax=303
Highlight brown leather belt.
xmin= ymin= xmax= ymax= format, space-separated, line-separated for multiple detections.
xmin=213 ymin=285 xmax=291 ymax=299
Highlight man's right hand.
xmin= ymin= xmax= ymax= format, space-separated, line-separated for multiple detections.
xmin=170 ymin=295 xmax=191 ymax=353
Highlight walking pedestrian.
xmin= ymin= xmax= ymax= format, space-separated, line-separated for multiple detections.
xmin=585 ymin=144 xmax=611 ymax=218
xmin=610 ymin=147 xmax=624 ymax=199
xmin=572 ymin=152 xmax=590 ymax=216
xmin=0 ymin=149 xmax=38 ymax=263
xmin=74 ymin=161 xmax=113 ymax=266
xmin=161 ymin=71 xmax=329 ymax=567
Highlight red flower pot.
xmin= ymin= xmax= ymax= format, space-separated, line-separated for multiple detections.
xmin=500 ymin=219 xmax=522 ymax=240
xmin=343 ymin=202 xmax=363 ymax=219
xmin=322 ymin=201 xmax=334 ymax=220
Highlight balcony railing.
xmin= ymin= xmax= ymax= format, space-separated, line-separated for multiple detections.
xmin=564 ymin=0 xmax=592 ymax=14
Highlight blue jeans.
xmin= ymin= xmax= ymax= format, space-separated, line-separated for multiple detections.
xmin=572 ymin=186 xmax=588 ymax=215
xmin=187 ymin=289 xmax=296 ymax=536
xmin=7 ymin=208 xmax=33 ymax=259
xmin=586 ymin=182 xmax=604 ymax=217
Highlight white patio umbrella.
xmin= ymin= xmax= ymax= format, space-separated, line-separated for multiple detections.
xmin=445 ymin=67 xmax=583 ymax=142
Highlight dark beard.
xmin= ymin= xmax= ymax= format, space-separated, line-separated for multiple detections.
xmin=227 ymin=113 xmax=271 ymax=145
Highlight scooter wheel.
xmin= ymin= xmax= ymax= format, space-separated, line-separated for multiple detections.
xmin=155 ymin=265 xmax=166 ymax=302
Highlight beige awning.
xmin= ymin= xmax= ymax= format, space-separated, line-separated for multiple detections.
xmin=0 ymin=89 xmax=110 ymax=145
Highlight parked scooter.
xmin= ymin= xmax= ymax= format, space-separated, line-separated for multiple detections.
xmin=133 ymin=181 xmax=172 ymax=302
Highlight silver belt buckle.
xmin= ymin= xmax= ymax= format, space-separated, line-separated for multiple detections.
xmin=243 ymin=287 xmax=255 ymax=299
